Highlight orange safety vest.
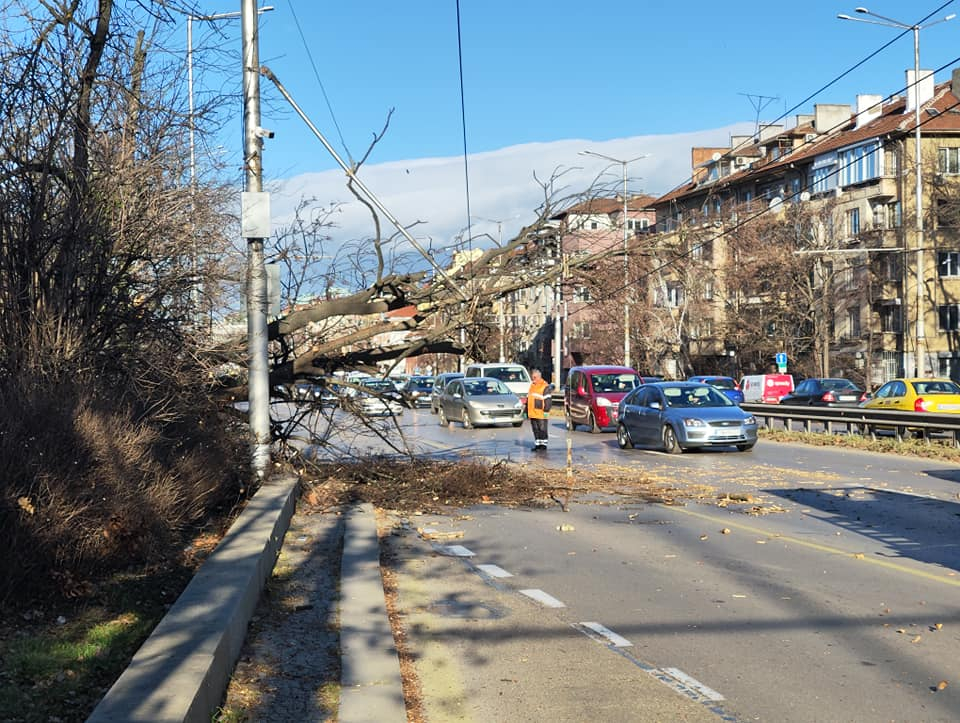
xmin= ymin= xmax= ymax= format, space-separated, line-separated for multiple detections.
xmin=527 ymin=378 xmax=550 ymax=419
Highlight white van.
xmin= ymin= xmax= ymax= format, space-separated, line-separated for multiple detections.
xmin=464 ymin=363 xmax=531 ymax=405
xmin=740 ymin=373 xmax=794 ymax=403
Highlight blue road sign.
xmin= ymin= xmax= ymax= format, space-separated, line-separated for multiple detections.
xmin=775 ymin=352 xmax=787 ymax=366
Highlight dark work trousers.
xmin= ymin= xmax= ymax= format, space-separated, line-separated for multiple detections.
xmin=530 ymin=417 xmax=549 ymax=446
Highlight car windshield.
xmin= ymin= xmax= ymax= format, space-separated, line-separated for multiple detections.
xmin=821 ymin=378 xmax=858 ymax=391
xmin=662 ymin=385 xmax=732 ymax=408
xmin=913 ymin=380 xmax=960 ymax=395
xmin=409 ymin=377 xmax=434 ymax=389
xmin=363 ymin=380 xmax=394 ymax=392
xmin=483 ymin=366 xmax=530 ymax=383
xmin=463 ymin=379 xmax=510 ymax=396
xmin=591 ymin=373 xmax=640 ymax=393
xmin=704 ymin=377 xmax=736 ymax=390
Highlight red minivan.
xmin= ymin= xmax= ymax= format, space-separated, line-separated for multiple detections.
xmin=565 ymin=366 xmax=642 ymax=432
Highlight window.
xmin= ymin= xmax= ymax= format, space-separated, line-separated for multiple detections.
xmin=666 ymin=284 xmax=683 ymax=308
xmin=880 ymin=305 xmax=902 ymax=333
xmin=845 ymin=208 xmax=860 ymax=236
xmin=888 ymin=201 xmax=901 ymax=228
xmin=936 ymin=198 xmax=960 ymax=228
xmin=938 ymin=251 xmax=960 ymax=277
xmin=573 ymin=286 xmax=591 ymax=302
xmin=573 ymin=322 xmax=592 ymax=338
xmin=884 ymin=147 xmax=898 ymax=176
xmin=939 ymin=304 xmax=960 ymax=331
xmin=590 ymin=221 xmax=598 ymax=230
xmin=939 ymin=147 xmax=960 ymax=175
xmin=847 ymin=307 xmax=861 ymax=338
xmin=839 ymin=141 xmax=881 ymax=186
xmin=703 ymin=281 xmax=714 ymax=300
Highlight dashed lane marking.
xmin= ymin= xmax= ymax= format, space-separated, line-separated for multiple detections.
xmin=576 ymin=622 xmax=632 ymax=647
xmin=437 ymin=544 xmax=475 ymax=557
xmin=475 ymin=563 xmax=513 ymax=578
xmin=660 ymin=667 xmax=726 ymax=701
xmin=519 ymin=589 xmax=566 ymax=608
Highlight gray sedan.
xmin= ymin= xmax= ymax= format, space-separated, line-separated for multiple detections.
xmin=437 ymin=377 xmax=524 ymax=429
xmin=617 ymin=382 xmax=757 ymax=453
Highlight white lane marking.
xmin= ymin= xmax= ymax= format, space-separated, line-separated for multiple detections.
xmin=519 ymin=589 xmax=566 ymax=608
xmin=579 ymin=622 xmax=632 ymax=647
xmin=660 ymin=667 xmax=725 ymax=701
xmin=438 ymin=545 xmax=475 ymax=557
xmin=475 ymin=563 xmax=513 ymax=578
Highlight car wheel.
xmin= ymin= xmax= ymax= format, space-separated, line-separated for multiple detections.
xmin=565 ymin=415 xmax=574 ymax=431
xmin=589 ymin=413 xmax=601 ymax=434
xmin=617 ymin=423 xmax=634 ymax=449
xmin=736 ymin=443 xmax=755 ymax=452
xmin=512 ymin=421 xmax=523 ymax=428
xmin=438 ymin=407 xmax=448 ymax=425
xmin=662 ymin=425 xmax=683 ymax=454
xmin=462 ymin=409 xmax=473 ymax=429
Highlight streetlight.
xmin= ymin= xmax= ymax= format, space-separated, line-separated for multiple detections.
xmin=579 ymin=150 xmax=649 ymax=368
xmin=838 ymin=6 xmax=955 ymax=375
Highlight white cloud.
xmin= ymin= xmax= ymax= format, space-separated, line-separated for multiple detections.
xmin=269 ymin=123 xmax=753 ymax=255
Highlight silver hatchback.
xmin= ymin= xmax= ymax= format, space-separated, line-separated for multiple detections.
xmin=437 ymin=377 xmax=524 ymax=429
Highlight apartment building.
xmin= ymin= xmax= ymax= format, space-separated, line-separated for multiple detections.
xmin=650 ymin=70 xmax=960 ymax=386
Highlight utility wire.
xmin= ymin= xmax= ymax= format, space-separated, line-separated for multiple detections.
xmin=286 ymin=0 xmax=353 ymax=165
xmin=565 ymin=53 xmax=960 ymax=317
xmin=455 ymin=0 xmax=474 ymax=255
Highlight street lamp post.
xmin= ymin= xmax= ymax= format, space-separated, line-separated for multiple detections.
xmin=579 ymin=151 xmax=649 ymax=368
xmin=838 ymin=7 xmax=955 ymax=376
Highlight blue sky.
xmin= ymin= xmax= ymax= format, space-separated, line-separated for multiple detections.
xmin=183 ymin=1 xmax=960 ymax=247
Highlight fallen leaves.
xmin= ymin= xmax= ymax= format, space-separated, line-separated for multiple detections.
xmin=936 ymin=680 xmax=948 ymax=691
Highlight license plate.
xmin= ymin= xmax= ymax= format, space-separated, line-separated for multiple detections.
xmin=938 ymin=403 xmax=960 ymax=411
xmin=714 ymin=430 xmax=740 ymax=438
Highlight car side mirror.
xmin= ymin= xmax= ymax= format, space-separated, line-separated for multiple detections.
xmin=577 ymin=386 xmax=586 ymax=396
xmin=453 ymin=392 xmax=462 ymax=399
xmin=650 ymin=401 xmax=662 ymax=410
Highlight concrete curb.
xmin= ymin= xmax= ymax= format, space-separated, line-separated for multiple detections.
xmin=338 ymin=502 xmax=406 ymax=723
xmin=87 ymin=474 xmax=300 ymax=723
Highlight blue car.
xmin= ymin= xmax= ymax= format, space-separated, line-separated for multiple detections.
xmin=617 ymin=382 xmax=757 ymax=453
xmin=687 ymin=375 xmax=744 ymax=405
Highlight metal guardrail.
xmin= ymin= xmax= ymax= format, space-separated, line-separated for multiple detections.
xmin=740 ymin=402 xmax=960 ymax=446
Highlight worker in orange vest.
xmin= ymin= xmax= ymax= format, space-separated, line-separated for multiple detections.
xmin=527 ymin=368 xmax=552 ymax=451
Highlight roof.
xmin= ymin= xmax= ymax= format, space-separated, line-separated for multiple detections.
xmin=553 ymin=194 xmax=658 ymax=219
xmin=654 ymin=80 xmax=960 ymax=208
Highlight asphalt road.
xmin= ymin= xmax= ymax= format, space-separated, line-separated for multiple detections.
xmin=284 ymin=403 xmax=960 ymax=720
xmin=400 ymin=408 xmax=958 ymax=720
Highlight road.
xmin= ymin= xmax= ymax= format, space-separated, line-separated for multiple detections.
xmin=295 ymin=404 xmax=960 ymax=720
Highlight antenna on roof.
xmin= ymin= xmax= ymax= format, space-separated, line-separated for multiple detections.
xmin=739 ymin=92 xmax=781 ymax=136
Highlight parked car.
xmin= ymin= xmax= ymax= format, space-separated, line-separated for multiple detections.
xmin=640 ymin=375 xmax=664 ymax=384
xmin=860 ymin=378 xmax=960 ymax=413
xmin=687 ymin=375 xmax=744 ymax=404
xmin=740 ymin=373 xmax=795 ymax=403
xmin=616 ymin=382 xmax=757 ymax=453
xmin=436 ymin=377 xmax=524 ymax=429
xmin=400 ymin=375 xmax=435 ymax=408
xmin=565 ymin=365 xmax=641 ymax=433
xmin=464 ymin=363 xmax=531 ymax=406
xmin=430 ymin=372 xmax=464 ymax=413
xmin=780 ymin=377 xmax=865 ymax=406
xmin=350 ymin=378 xmax=405 ymax=417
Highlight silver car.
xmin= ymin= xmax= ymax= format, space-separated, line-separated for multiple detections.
xmin=437 ymin=377 xmax=524 ymax=429
xmin=430 ymin=372 xmax=465 ymax=413
xmin=616 ymin=382 xmax=757 ymax=453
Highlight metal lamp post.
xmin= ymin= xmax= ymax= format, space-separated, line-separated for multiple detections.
xmin=579 ymin=150 xmax=649 ymax=369
xmin=838 ymin=7 xmax=955 ymax=375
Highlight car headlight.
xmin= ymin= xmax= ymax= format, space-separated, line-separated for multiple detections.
xmin=682 ymin=418 xmax=706 ymax=427
xmin=743 ymin=415 xmax=756 ymax=425
xmin=514 ymin=402 xmax=523 ymax=409
xmin=596 ymin=397 xmax=612 ymax=407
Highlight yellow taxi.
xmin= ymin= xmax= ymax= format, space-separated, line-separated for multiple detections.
xmin=861 ymin=378 xmax=960 ymax=413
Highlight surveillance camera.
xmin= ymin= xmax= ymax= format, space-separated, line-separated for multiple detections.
xmin=254 ymin=126 xmax=275 ymax=139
